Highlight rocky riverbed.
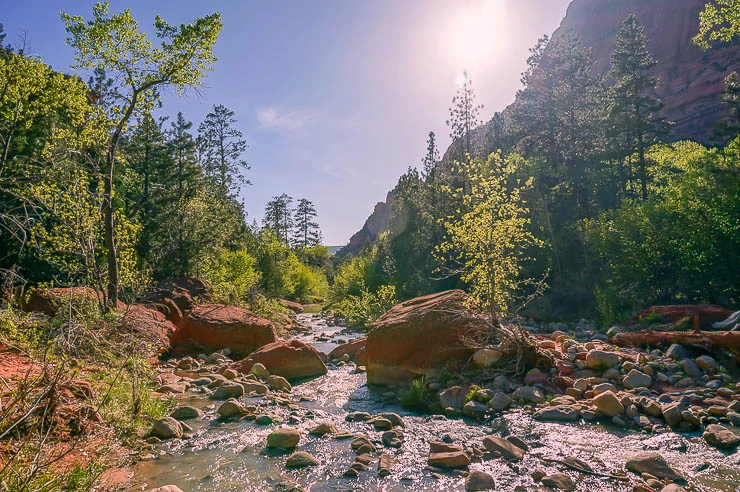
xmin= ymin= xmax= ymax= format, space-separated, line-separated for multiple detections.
xmin=129 ymin=313 xmax=740 ymax=492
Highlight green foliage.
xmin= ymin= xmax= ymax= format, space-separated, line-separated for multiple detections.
xmin=203 ymin=248 xmax=261 ymax=304
xmin=400 ymin=377 xmax=435 ymax=413
xmin=694 ymin=0 xmax=740 ymax=49
xmin=281 ymin=253 xmax=329 ymax=302
xmin=333 ymin=284 xmax=397 ymax=329
xmin=465 ymin=386 xmax=490 ymax=404
xmin=438 ymin=153 xmax=542 ymax=314
xmin=584 ymin=140 xmax=740 ymax=321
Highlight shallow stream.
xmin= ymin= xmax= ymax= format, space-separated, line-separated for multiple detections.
xmin=129 ymin=314 xmax=740 ymax=492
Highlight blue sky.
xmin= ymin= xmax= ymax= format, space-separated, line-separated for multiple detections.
xmin=3 ymin=0 xmax=570 ymax=245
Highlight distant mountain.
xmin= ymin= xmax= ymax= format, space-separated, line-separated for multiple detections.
xmin=338 ymin=0 xmax=740 ymax=259
xmin=327 ymin=245 xmax=344 ymax=255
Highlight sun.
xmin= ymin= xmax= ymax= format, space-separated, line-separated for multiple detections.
xmin=455 ymin=72 xmax=468 ymax=88
xmin=449 ymin=0 xmax=508 ymax=69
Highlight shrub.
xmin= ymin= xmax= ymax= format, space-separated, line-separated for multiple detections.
xmin=400 ymin=377 xmax=434 ymax=413
xmin=203 ymin=248 xmax=261 ymax=304
xmin=333 ymin=284 xmax=397 ymax=329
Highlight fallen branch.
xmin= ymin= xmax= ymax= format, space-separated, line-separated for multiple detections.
xmin=611 ymin=330 xmax=740 ymax=356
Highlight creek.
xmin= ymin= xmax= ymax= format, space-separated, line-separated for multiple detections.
xmin=129 ymin=314 xmax=740 ymax=492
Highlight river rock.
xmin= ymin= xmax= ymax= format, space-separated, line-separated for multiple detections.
xmin=234 ymin=340 xmax=327 ymax=381
xmin=170 ymin=406 xmax=203 ymax=420
xmin=171 ymin=304 xmax=277 ymax=357
xmin=592 ymin=390 xmax=624 ymax=417
xmin=661 ymin=401 xmax=687 ymax=428
xmin=703 ymin=424 xmax=740 ymax=449
xmin=369 ymin=417 xmax=393 ymax=430
xmin=151 ymin=417 xmax=183 ymax=440
xmin=534 ymin=405 xmax=579 ymax=422
xmin=473 ymin=348 xmax=503 ymax=368
xmin=382 ymin=429 xmax=404 ymax=448
xmin=661 ymin=485 xmax=687 ymax=492
xmin=377 ymin=412 xmax=404 ymax=427
xmin=681 ymin=359 xmax=702 ymax=378
xmin=267 ymin=375 xmax=292 ymax=392
xmin=439 ymin=386 xmax=473 ymax=410
xmin=240 ymin=381 xmax=269 ymax=395
xmin=328 ymin=337 xmax=367 ymax=365
xmin=428 ymin=450 xmax=470 ymax=468
xmin=482 ymin=436 xmax=526 ymax=461
xmin=217 ymin=399 xmax=247 ymax=418
xmin=309 ymin=421 xmax=337 ymax=436
xmin=267 ymin=428 xmax=301 ymax=449
xmin=465 ymin=470 xmax=495 ymax=491
xmin=145 ymin=486 xmax=185 ymax=492
xmin=623 ymin=369 xmax=652 ymax=389
xmin=695 ymin=355 xmax=718 ymax=371
xmin=463 ymin=401 xmax=488 ymax=419
xmin=541 ymin=473 xmax=576 ymax=491
xmin=665 ymin=344 xmax=689 ymax=360
xmin=586 ymin=350 xmax=620 ymax=370
xmin=378 ymin=453 xmax=395 ymax=477
xmin=512 ymin=385 xmax=546 ymax=404
xmin=489 ymin=392 xmax=511 ymax=411
xmin=625 ymin=452 xmax=682 ymax=480
xmin=285 ymin=451 xmax=319 ymax=468
xmin=250 ymin=362 xmax=270 ymax=379
xmin=211 ymin=383 xmax=245 ymax=400
xmin=366 ymin=290 xmax=488 ymax=385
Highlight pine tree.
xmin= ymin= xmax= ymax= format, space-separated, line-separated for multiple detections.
xmin=714 ymin=72 xmax=740 ymax=143
xmin=197 ymin=104 xmax=250 ymax=195
xmin=446 ymin=70 xmax=482 ymax=162
xmin=609 ymin=14 xmax=668 ymax=201
xmin=263 ymin=193 xmax=293 ymax=244
xmin=292 ymin=198 xmax=321 ymax=248
xmin=421 ymin=131 xmax=439 ymax=182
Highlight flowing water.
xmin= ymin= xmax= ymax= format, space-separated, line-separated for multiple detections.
xmin=129 ymin=314 xmax=740 ymax=492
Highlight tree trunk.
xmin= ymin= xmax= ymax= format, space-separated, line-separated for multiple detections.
xmin=612 ymin=330 xmax=740 ymax=357
xmin=103 ymin=148 xmax=119 ymax=309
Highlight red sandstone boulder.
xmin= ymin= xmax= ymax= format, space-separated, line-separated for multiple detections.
xmin=122 ymin=304 xmax=177 ymax=352
xmin=366 ymin=290 xmax=486 ymax=385
xmin=233 ymin=340 xmax=327 ymax=380
xmin=328 ymin=337 xmax=367 ymax=365
xmin=139 ymin=278 xmax=210 ymax=322
xmin=171 ymin=304 xmax=277 ymax=357
xmin=631 ymin=305 xmax=732 ymax=329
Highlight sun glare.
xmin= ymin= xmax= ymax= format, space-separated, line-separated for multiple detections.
xmin=448 ymin=0 xmax=507 ymax=70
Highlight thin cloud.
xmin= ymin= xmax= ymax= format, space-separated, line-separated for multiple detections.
xmin=256 ymin=107 xmax=315 ymax=132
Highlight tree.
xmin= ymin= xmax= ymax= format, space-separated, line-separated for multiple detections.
xmin=609 ymin=14 xmax=668 ymax=201
xmin=197 ymin=104 xmax=250 ymax=195
xmin=421 ymin=131 xmax=439 ymax=181
xmin=714 ymin=72 xmax=740 ymax=142
xmin=437 ymin=153 xmax=540 ymax=314
xmin=446 ymin=70 xmax=482 ymax=162
xmin=263 ymin=193 xmax=293 ymax=244
xmin=694 ymin=0 xmax=740 ymax=49
xmin=61 ymin=2 xmax=222 ymax=308
xmin=292 ymin=198 xmax=321 ymax=248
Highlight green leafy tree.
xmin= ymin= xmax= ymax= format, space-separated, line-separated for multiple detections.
xmin=197 ymin=104 xmax=250 ymax=195
xmin=438 ymin=153 xmax=541 ymax=314
xmin=609 ymin=14 xmax=668 ymax=201
xmin=61 ymin=2 xmax=222 ymax=308
xmin=292 ymin=198 xmax=321 ymax=248
xmin=694 ymin=0 xmax=740 ymax=48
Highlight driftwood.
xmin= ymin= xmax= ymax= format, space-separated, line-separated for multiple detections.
xmin=611 ymin=330 xmax=740 ymax=356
